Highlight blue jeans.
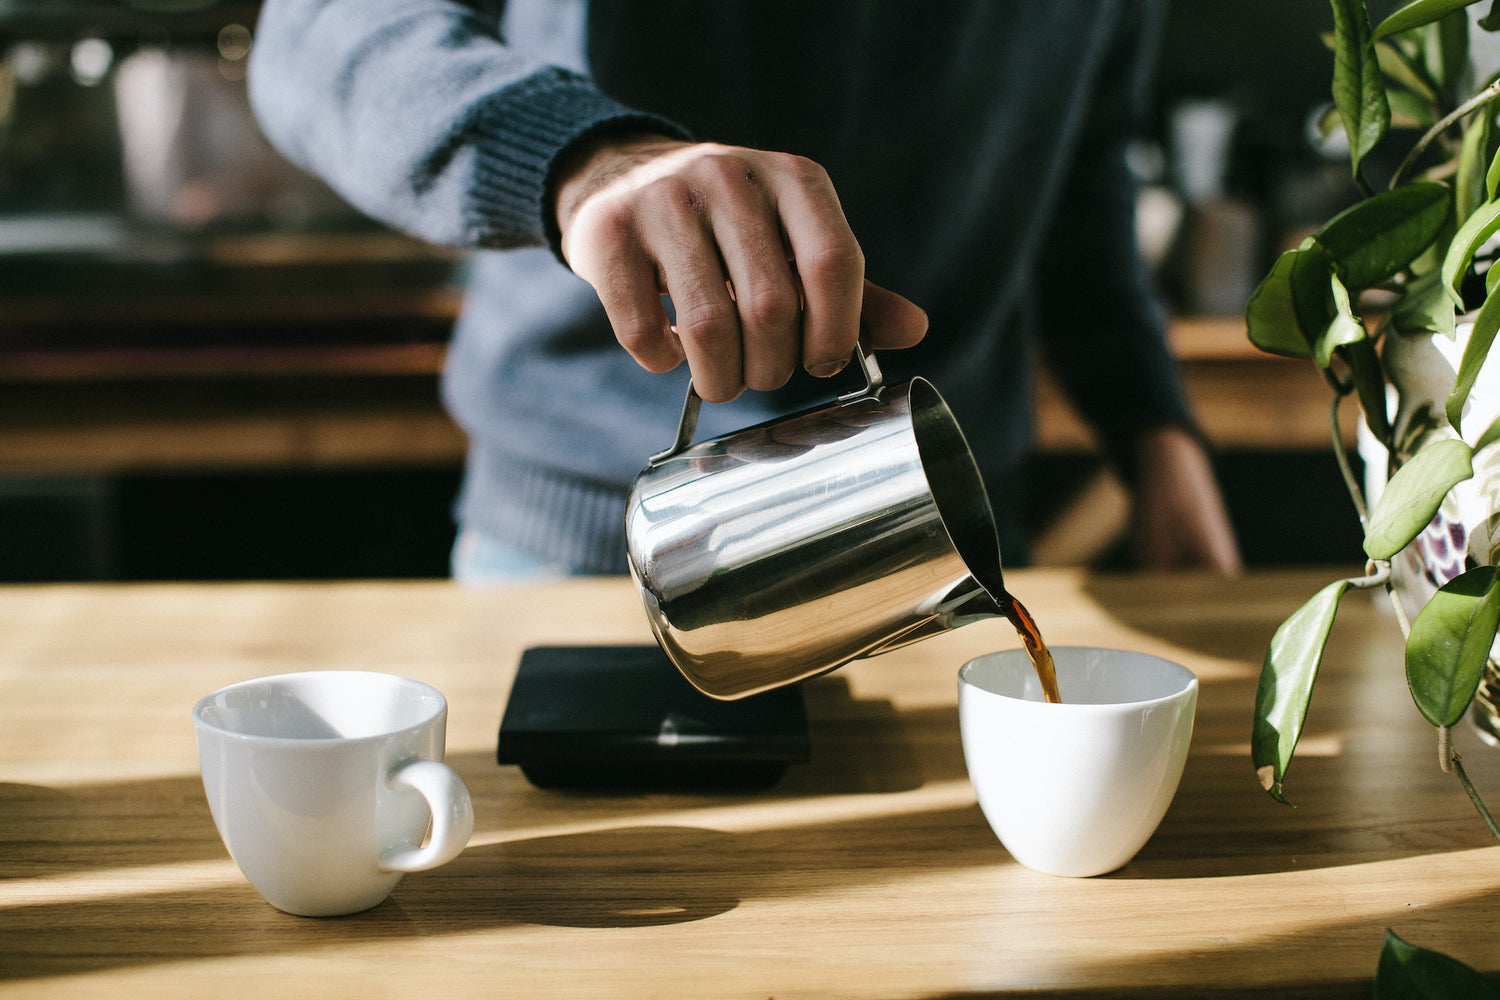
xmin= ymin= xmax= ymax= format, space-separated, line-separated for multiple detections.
xmin=449 ymin=530 xmax=578 ymax=584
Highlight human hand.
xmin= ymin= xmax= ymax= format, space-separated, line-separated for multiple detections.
xmin=555 ymin=135 xmax=928 ymax=402
xmin=1128 ymin=425 xmax=1243 ymax=574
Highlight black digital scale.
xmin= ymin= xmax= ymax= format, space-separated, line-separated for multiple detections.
xmin=497 ymin=644 xmax=811 ymax=791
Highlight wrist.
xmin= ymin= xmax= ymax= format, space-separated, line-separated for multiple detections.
xmin=552 ymin=131 xmax=687 ymax=249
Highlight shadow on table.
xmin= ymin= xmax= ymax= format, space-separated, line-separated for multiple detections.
xmin=4 ymin=645 xmax=1496 ymax=982
xmin=6 ymin=816 xmax=1499 ymax=996
xmin=0 ymin=677 xmax=961 ymax=978
xmin=0 ymin=674 xmax=933 ymax=884
xmin=0 ymin=796 xmax=1003 ymax=979
xmin=0 ymin=777 xmax=226 ymax=879
xmin=1078 ymin=570 xmax=1500 ymax=879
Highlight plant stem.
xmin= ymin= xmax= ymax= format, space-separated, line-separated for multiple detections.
xmin=1391 ymin=78 xmax=1500 ymax=189
xmin=1347 ymin=561 xmax=1391 ymax=590
xmin=1326 ymin=394 xmax=1412 ymax=639
xmin=1383 ymin=576 xmax=1413 ymax=639
xmin=1329 ymin=395 xmax=1371 ymax=528
xmin=1447 ymin=744 xmax=1500 ymax=843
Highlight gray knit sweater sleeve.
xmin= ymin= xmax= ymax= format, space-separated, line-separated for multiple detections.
xmin=247 ymin=0 xmax=688 ymax=255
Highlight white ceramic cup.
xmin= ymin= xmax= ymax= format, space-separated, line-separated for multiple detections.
xmin=193 ymin=670 xmax=474 ymax=916
xmin=958 ymin=646 xmax=1197 ymax=877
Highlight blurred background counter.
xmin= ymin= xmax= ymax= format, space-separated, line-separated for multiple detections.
xmin=0 ymin=0 xmax=1367 ymax=581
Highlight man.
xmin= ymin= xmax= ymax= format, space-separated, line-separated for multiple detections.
xmin=248 ymin=0 xmax=1241 ymax=579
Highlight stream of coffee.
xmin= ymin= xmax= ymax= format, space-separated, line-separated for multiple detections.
xmin=975 ymin=564 xmax=1061 ymax=703
xmin=999 ymin=594 xmax=1062 ymax=705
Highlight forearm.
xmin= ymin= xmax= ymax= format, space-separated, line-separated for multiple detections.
xmin=247 ymin=0 xmax=683 ymax=250
xmin=1032 ymin=0 xmax=1194 ymax=468
xmin=1037 ymin=154 xmax=1195 ymax=471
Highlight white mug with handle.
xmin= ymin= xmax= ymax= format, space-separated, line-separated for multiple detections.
xmin=194 ymin=670 xmax=474 ymax=916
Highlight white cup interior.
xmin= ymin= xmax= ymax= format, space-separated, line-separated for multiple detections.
xmin=194 ymin=671 xmax=444 ymax=741
xmin=959 ymin=645 xmax=1195 ymax=707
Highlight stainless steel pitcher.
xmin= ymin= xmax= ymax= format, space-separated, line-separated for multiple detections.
xmin=625 ymin=347 xmax=1006 ymax=700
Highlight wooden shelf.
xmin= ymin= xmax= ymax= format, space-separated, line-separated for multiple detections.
xmin=0 ymin=372 xmax=467 ymax=473
xmin=1035 ymin=314 xmax=1349 ymax=454
xmin=0 ymin=309 xmax=1335 ymax=475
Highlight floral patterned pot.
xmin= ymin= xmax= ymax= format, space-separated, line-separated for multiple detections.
xmin=1362 ymin=320 xmax=1500 ymax=745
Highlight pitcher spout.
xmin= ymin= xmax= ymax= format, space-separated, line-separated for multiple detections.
xmin=864 ymin=576 xmax=1004 ymax=658
xmin=956 ymin=577 xmax=1005 ymax=624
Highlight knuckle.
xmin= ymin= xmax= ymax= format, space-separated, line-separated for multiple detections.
xmin=738 ymin=286 xmax=800 ymax=334
xmin=563 ymin=203 xmax=634 ymax=271
xmin=697 ymin=150 xmax=745 ymax=185
xmin=572 ymin=188 xmax=634 ymax=234
xmin=673 ymin=299 xmax=739 ymax=346
xmin=641 ymin=175 xmax=705 ymax=215
xmin=797 ymin=236 xmax=864 ymax=283
xmin=770 ymin=150 xmax=826 ymax=182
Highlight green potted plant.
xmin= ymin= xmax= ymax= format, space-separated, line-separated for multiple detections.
xmin=1245 ymin=0 xmax=1500 ymax=841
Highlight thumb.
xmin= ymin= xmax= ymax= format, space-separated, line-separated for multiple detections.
xmin=859 ymin=280 xmax=928 ymax=351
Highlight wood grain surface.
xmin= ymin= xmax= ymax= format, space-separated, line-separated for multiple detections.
xmin=1 ymin=569 xmax=1497 ymax=998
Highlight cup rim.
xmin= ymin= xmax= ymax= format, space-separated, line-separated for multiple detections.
xmin=192 ymin=669 xmax=446 ymax=745
xmin=958 ymin=645 xmax=1197 ymax=712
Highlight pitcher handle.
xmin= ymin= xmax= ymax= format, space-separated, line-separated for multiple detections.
xmin=648 ymin=342 xmax=885 ymax=466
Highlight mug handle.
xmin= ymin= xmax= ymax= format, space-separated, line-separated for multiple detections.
xmin=379 ymin=759 xmax=475 ymax=873
xmin=648 ymin=342 xmax=886 ymax=466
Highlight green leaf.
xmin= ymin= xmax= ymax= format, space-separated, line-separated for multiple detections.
xmin=1330 ymin=0 xmax=1392 ymax=178
xmin=1374 ymin=0 xmax=1483 ymax=39
xmin=1253 ymin=580 xmax=1351 ymax=804
xmin=1457 ymin=98 xmax=1494 ymax=224
xmin=1406 ymin=567 xmax=1499 ymax=727
xmin=1487 ymin=141 xmax=1500 ymax=201
xmin=1314 ymin=182 xmax=1451 ymax=290
xmin=1392 ymin=265 xmax=1460 ymax=337
xmin=1446 ymin=285 xmax=1500 ymax=431
xmin=1441 ymin=199 xmax=1500 ymax=305
xmin=1376 ymin=39 xmax=1441 ymax=106
xmin=1375 ymin=929 xmax=1500 ymax=999
xmin=1475 ymin=413 xmax=1500 ymax=450
xmin=1316 ymin=272 xmax=1369 ymax=368
xmin=1246 ymin=246 xmax=1332 ymax=359
xmin=1364 ymin=438 xmax=1475 ymax=559
xmin=1483 ymin=0 xmax=1500 ymax=30
xmin=1432 ymin=6 xmax=1472 ymax=95
xmin=1387 ymin=87 xmax=1440 ymax=130
xmin=1345 ymin=337 xmax=1393 ymax=440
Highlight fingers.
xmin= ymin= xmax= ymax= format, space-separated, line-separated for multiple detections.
xmin=670 ymin=153 xmax=803 ymax=400
xmin=770 ymin=158 xmax=864 ymax=377
xmin=558 ymin=139 xmax=924 ymax=400
xmin=567 ymin=211 xmax=684 ymax=375
xmin=708 ymin=177 xmax=803 ymax=393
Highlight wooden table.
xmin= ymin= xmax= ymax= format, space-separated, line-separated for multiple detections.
xmin=2 ymin=569 xmax=1497 ymax=998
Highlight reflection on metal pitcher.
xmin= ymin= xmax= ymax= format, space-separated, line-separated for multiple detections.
xmin=626 ymin=346 xmax=1005 ymax=700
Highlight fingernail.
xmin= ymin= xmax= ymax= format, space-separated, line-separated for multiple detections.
xmin=808 ymin=360 xmax=847 ymax=377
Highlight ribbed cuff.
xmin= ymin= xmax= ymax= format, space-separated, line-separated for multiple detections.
xmin=465 ymin=68 xmax=689 ymax=256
